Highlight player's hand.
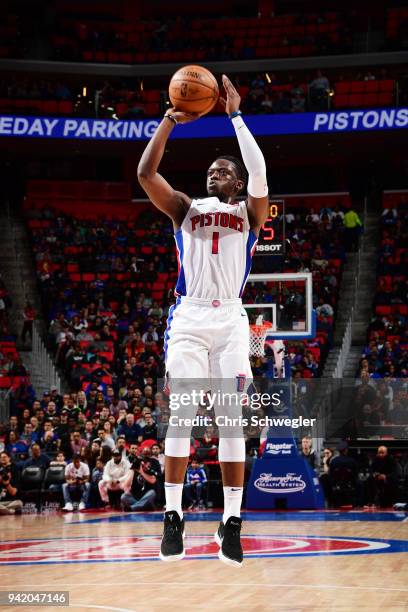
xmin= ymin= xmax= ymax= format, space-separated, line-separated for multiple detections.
xmin=164 ymin=108 xmax=199 ymax=124
xmin=220 ymin=74 xmax=241 ymax=115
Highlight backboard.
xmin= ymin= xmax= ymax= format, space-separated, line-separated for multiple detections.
xmin=242 ymin=272 xmax=316 ymax=340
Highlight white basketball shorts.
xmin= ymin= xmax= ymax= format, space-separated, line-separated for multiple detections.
xmin=165 ymin=296 xmax=252 ymax=380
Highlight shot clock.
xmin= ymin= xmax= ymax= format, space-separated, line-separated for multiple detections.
xmin=255 ymin=199 xmax=285 ymax=254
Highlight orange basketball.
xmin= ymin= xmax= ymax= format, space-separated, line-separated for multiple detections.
xmin=169 ymin=65 xmax=219 ymax=116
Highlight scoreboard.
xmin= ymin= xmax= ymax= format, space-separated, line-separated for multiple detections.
xmin=255 ymin=199 xmax=285 ymax=254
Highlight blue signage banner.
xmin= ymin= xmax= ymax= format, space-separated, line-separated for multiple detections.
xmin=0 ymin=108 xmax=407 ymax=141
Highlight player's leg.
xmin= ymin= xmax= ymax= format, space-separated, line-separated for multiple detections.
xmin=161 ymin=310 xmax=210 ymax=561
xmin=210 ymin=304 xmax=252 ymax=566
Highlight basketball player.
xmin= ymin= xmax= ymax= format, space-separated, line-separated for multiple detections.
xmin=137 ymin=75 xmax=269 ymax=566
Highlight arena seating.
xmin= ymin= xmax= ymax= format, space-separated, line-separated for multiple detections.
xmin=50 ymin=12 xmax=351 ymax=64
xmin=333 ymin=79 xmax=395 ymax=109
xmin=386 ymin=7 xmax=408 ymax=50
xmin=351 ymin=191 xmax=408 ymax=435
xmin=0 ymin=275 xmax=31 ymax=391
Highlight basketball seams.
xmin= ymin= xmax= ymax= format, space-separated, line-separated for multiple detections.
xmin=170 ymin=78 xmax=218 ymax=93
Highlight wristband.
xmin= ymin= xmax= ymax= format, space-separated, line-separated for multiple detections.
xmin=229 ymin=110 xmax=242 ymax=120
xmin=164 ymin=113 xmax=177 ymax=125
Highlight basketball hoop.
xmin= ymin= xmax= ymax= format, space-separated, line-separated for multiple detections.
xmin=249 ymin=321 xmax=273 ymax=358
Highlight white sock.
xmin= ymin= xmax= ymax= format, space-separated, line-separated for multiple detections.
xmin=165 ymin=482 xmax=183 ymax=520
xmin=223 ymin=486 xmax=243 ymax=523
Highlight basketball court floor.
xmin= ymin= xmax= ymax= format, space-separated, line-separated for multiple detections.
xmin=0 ymin=509 xmax=407 ymax=612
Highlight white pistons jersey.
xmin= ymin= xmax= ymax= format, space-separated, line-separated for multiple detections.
xmin=174 ymin=197 xmax=257 ymax=300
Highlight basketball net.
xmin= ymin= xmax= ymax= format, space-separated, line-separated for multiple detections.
xmin=249 ymin=321 xmax=273 ymax=358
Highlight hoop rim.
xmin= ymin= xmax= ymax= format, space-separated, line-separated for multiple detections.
xmin=249 ymin=321 xmax=273 ymax=334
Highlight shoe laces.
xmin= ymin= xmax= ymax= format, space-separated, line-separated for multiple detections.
xmin=164 ymin=513 xmax=181 ymax=537
xmin=226 ymin=519 xmax=242 ymax=538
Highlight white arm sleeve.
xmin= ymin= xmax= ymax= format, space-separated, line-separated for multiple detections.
xmin=231 ymin=114 xmax=268 ymax=198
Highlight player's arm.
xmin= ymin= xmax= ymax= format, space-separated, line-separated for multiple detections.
xmin=221 ymin=75 xmax=269 ymax=233
xmin=137 ymin=111 xmax=198 ymax=228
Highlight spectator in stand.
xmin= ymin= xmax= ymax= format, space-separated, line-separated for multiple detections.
xmin=62 ymin=453 xmax=90 ymax=512
xmin=83 ymin=420 xmax=96 ymax=445
xmin=117 ymin=413 xmax=142 ymax=444
xmin=184 ymin=458 xmax=208 ymax=509
xmin=151 ymin=442 xmax=165 ymax=473
xmin=127 ymin=442 xmax=140 ymax=463
xmin=98 ymin=448 xmax=130 ymax=507
xmin=21 ymin=300 xmax=35 ymax=345
xmin=367 ymin=446 xmax=399 ymax=508
xmin=329 ymin=441 xmax=358 ymax=477
xmin=309 ymin=69 xmax=330 ymax=110
xmin=299 ymin=436 xmax=317 ymax=469
xmin=116 ymin=435 xmax=127 ymax=458
xmin=20 ymin=422 xmax=37 ymax=448
xmin=89 ymin=457 xmax=105 ymax=508
xmin=272 ymin=91 xmax=292 ymax=113
xmin=141 ymin=413 xmax=157 ymax=441
xmin=42 ymin=429 xmax=60 ymax=457
xmin=97 ymin=428 xmax=116 ymax=452
xmin=23 ymin=442 xmax=50 ymax=469
xmin=343 ymin=206 xmax=362 ymax=252
xmin=319 ymin=447 xmax=334 ymax=507
xmin=50 ymin=451 xmax=67 ymax=467
xmin=328 ymin=441 xmax=360 ymax=506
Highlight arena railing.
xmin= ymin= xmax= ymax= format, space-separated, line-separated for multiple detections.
xmin=32 ymin=323 xmax=61 ymax=393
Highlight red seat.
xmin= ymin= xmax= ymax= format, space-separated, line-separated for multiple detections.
xmin=365 ymin=93 xmax=378 ymax=107
xmin=375 ymin=305 xmax=391 ymax=316
xmin=379 ymin=80 xmax=394 ymax=93
xmin=333 ymin=94 xmax=349 ymax=108
xmin=350 ymin=81 xmax=365 ymax=93
xmin=58 ymin=101 xmax=73 ymax=115
xmin=335 ymin=82 xmax=351 ymax=94
xmin=349 ymin=94 xmax=364 ymax=107
xmin=365 ymin=80 xmax=379 ymax=93
xmin=378 ymin=93 xmax=393 ymax=106
xmin=141 ymin=246 xmax=153 ymax=254
xmin=42 ymin=100 xmax=58 ymax=114
xmin=82 ymin=273 xmax=95 ymax=282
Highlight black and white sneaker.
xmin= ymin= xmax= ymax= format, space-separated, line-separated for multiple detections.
xmin=159 ymin=511 xmax=185 ymax=562
xmin=214 ymin=516 xmax=243 ymax=567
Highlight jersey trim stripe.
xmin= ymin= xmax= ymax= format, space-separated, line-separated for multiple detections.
xmin=174 ymin=229 xmax=187 ymax=297
xmin=239 ymin=229 xmax=258 ymax=297
xmin=164 ymin=297 xmax=181 ymax=360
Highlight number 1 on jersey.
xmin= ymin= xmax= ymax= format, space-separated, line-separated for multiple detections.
xmin=212 ymin=231 xmax=219 ymax=254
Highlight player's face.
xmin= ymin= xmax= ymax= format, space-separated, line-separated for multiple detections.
xmin=206 ymin=159 xmax=241 ymax=202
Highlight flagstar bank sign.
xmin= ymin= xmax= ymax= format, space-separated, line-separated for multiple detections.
xmin=0 ymin=108 xmax=407 ymax=141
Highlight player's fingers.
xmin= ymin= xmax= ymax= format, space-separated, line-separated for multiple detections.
xmin=219 ymin=96 xmax=226 ymax=108
xmin=223 ymin=74 xmax=237 ymax=93
xmin=222 ymin=74 xmax=233 ymax=92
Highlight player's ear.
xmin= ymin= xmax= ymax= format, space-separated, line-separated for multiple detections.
xmin=235 ymin=179 xmax=245 ymax=194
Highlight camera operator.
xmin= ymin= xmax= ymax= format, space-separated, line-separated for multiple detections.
xmin=0 ymin=454 xmax=23 ymax=515
xmin=121 ymin=455 xmax=159 ymax=511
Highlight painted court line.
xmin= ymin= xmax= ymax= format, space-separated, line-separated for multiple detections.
xmin=73 ymin=606 xmax=138 ymax=612
xmin=3 ymin=583 xmax=408 ymax=593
